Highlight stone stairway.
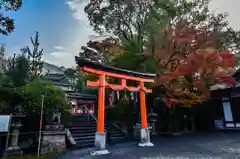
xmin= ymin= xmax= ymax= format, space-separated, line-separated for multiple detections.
xmin=69 ymin=115 xmax=128 ymax=148
xmin=107 ymin=123 xmax=128 ymax=145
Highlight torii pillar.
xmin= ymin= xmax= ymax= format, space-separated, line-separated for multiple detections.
xmin=138 ymin=81 xmax=154 ymax=147
xmin=94 ymin=74 xmax=107 ymax=155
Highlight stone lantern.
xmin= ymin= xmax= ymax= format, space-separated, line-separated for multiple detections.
xmin=147 ymin=109 xmax=158 ymax=135
xmin=6 ymin=105 xmax=25 ymax=156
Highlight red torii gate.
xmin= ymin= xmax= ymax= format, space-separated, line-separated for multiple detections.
xmin=75 ymin=57 xmax=156 ymax=155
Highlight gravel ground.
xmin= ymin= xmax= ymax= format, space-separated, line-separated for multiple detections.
xmin=53 ymin=132 xmax=240 ymax=159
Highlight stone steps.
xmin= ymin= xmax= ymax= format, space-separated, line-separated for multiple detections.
xmin=69 ymin=115 xmax=128 ymax=148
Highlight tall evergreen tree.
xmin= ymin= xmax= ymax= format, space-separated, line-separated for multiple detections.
xmin=21 ymin=31 xmax=43 ymax=78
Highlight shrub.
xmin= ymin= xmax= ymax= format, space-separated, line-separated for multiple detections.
xmin=18 ymin=78 xmax=71 ymax=126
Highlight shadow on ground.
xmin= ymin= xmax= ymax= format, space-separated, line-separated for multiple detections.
xmin=53 ymin=132 xmax=240 ymax=159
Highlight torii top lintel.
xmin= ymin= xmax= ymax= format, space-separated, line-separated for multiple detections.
xmin=75 ymin=57 xmax=156 ymax=81
xmin=75 ymin=57 xmax=156 ymax=92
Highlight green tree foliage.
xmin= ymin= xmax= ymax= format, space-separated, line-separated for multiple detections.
xmin=0 ymin=31 xmax=70 ymax=126
xmin=18 ymin=78 xmax=71 ymax=123
xmin=0 ymin=87 xmax=21 ymax=112
xmin=2 ymin=32 xmax=44 ymax=87
xmin=64 ymin=68 xmax=76 ymax=86
xmin=75 ymin=72 xmax=85 ymax=92
xmin=0 ymin=0 xmax=22 ymax=35
xmin=84 ymin=0 xmax=240 ymax=69
xmin=64 ymin=68 xmax=76 ymax=78
xmin=64 ymin=67 xmax=86 ymax=92
xmin=21 ymin=31 xmax=44 ymax=78
xmin=3 ymin=53 xmax=29 ymax=87
xmin=85 ymin=0 xmax=151 ymax=56
xmin=0 ymin=72 xmax=11 ymax=86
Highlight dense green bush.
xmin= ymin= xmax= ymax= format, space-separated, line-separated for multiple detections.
xmin=18 ymin=78 xmax=71 ymax=126
xmin=0 ymin=77 xmax=71 ymax=125
xmin=0 ymin=87 xmax=22 ymax=113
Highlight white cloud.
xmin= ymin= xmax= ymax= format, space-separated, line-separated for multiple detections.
xmin=44 ymin=51 xmax=75 ymax=68
xmin=50 ymin=51 xmax=70 ymax=59
xmin=66 ymin=0 xmax=89 ymax=21
xmin=42 ymin=0 xmax=95 ymax=68
xmin=209 ymin=0 xmax=240 ymax=30
xmin=54 ymin=46 xmax=66 ymax=50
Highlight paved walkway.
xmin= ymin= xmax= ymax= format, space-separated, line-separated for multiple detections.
xmin=54 ymin=132 xmax=240 ymax=159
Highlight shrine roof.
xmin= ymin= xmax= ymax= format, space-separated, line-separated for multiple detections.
xmin=66 ymin=91 xmax=97 ymax=100
xmin=209 ymin=68 xmax=240 ymax=91
xmin=75 ymin=56 xmax=156 ymax=79
xmin=43 ymin=73 xmax=71 ymax=85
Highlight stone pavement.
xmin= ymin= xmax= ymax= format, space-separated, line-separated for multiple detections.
xmin=53 ymin=132 xmax=240 ymax=159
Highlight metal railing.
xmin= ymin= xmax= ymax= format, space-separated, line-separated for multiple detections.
xmin=112 ymin=122 xmax=128 ymax=136
xmin=83 ymin=105 xmax=97 ymax=121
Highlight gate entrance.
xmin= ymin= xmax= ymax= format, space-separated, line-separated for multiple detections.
xmin=75 ymin=57 xmax=156 ymax=154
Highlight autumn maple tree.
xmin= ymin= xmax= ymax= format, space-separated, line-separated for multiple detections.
xmin=145 ymin=25 xmax=237 ymax=107
xmin=78 ymin=37 xmax=124 ymax=91
xmin=79 ymin=37 xmax=123 ymax=65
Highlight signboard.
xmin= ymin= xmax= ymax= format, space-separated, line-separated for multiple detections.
xmin=0 ymin=115 xmax=10 ymax=132
xmin=222 ymin=102 xmax=233 ymax=122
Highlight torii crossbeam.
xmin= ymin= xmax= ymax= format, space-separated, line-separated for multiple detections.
xmin=75 ymin=57 xmax=156 ymax=155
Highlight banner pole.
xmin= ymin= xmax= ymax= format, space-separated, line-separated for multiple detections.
xmin=37 ymin=95 xmax=44 ymax=156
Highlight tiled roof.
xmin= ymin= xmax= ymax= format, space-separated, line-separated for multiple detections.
xmin=43 ymin=62 xmax=66 ymax=72
xmin=67 ymin=92 xmax=97 ymax=100
xmin=44 ymin=74 xmax=71 ymax=85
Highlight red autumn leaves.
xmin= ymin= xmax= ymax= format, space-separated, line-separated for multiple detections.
xmin=148 ymin=26 xmax=237 ymax=106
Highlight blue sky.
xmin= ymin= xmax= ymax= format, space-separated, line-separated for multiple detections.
xmin=0 ymin=0 xmax=239 ymax=68
xmin=0 ymin=0 xmax=96 ymax=68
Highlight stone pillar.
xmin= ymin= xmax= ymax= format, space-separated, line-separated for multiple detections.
xmin=133 ymin=122 xmax=142 ymax=140
xmin=40 ymin=125 xmax=66 ymax=155
xmin=151 ymin=121 xmax=157 ymax=135
xmin=6 ymin=115 xmax=25 ymax=156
